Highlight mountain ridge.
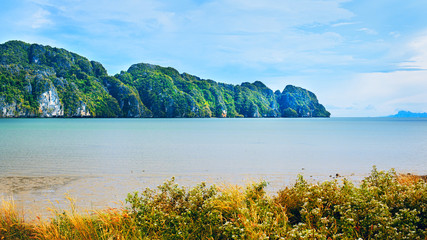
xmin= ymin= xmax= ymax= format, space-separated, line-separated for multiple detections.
xmin=0 ymin=40 xmax=330 ymax=118
xmin=387 ymin=111 xmax=427 ymax=118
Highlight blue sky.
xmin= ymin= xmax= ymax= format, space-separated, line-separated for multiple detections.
xmin=1 ymin=0 xmax=427 ymax=116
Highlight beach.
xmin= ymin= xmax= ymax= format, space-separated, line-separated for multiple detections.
xmin=1 ymin=118 xmax=426 ymax=219
xmin=1 ymin=171 xmax=367 ymax=220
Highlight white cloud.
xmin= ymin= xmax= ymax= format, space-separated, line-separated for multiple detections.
xmin=7 ymin=0 xmax=427 ymax=117
xmin=22 ymin=0 xmax=354 ymax=75
xmin=325 ymin=33 xmax=427 ymax=116
xmin=330 ymin=73 xmax=427 ymax=116
xmin=355 ymin=70 xmax=427 ymax=100
xmin=181 ymin=0 xmax=353 ymax=35
xmin=150 ymin=0 xmax=354 ymax=71
xmin=6 ymin=2 xmax=54 ymax=31
xmin=218 ymin=0 xmax=353 ymax=27
xmin=331 ymin=22 xmax=357 ymax=27
xmin=399 ymin=33 xmax=427 ymax=70
xmin=357 ymin=27 xmax=377 ymax=35
xmin=389 ymin=31 xmax=401 ymax=38
xmin=0 ymin=0 xmax=355 ymax=76
xmin=31 ymin=8 xmax=52 ymax=29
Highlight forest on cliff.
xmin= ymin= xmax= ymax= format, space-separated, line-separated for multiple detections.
xmin=0 ymin=41 xmax=330 ymax=118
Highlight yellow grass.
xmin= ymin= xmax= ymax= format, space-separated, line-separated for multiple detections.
xmin=0 ymin=169 xmax=426 ymax=239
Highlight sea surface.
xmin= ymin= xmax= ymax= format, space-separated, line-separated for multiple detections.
xmin=0 ymin=118 xmax=426 ymax=214
xmin=1 ymin=117 xmax=426 ymax=176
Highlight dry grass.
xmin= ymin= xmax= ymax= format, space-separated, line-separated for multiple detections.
xmin=0 ymin=197 xmax=35 ymax=239
xmin=0 ymin=168 xmax=426 ymax=239
xmin=397 ymin=173 xmax=427 ymax=185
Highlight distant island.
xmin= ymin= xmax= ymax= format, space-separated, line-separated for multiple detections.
xmin=387 ymin=111 xmax=427 ymax=118
xmin=0 ymin=40 xmax=330 ymax=118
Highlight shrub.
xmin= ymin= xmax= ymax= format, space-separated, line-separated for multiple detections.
xmin=0 ymin=167 xmax=426 ymax=239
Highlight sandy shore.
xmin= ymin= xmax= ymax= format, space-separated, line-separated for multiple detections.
xmin=0 ymin=176 xmax=79 ymax=194
xmin=0 ymin=172 xmax=366 ymax=219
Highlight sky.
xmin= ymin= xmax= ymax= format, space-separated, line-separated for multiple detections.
xmin=1 ymin=0 xmax=427 ymax=117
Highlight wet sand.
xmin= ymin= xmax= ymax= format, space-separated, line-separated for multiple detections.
xmin=0 ymin=172 xmax=366 ymax=220
xmin=0 ymin=176 xmax=79 ymax=194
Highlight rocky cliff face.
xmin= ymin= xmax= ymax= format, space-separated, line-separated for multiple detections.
xmin=102 ymin=76 xmax=151 ymax=117
xmin=0 ymin=40 xmax=330 ymax=118
xmin=277 ymin=85 xmax=330 ymax=117
xmin=38 ymin=86 xmax=63 ymax=117
xmin=73 ymin=101 xmax=91 ymax=117
xmin=0 ymin=96 xmax=34 ymax=117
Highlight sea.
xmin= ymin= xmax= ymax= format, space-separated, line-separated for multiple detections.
xmin=0 ymin=118 xmax=426 ymax=214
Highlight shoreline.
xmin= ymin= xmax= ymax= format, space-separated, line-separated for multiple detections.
xmin=1 ymin=170 xmax=425 ymax=220
xmin=0 ymin=171 xmax=379 ymax=219
xmin=1 ymin=169 xmax=426 ymax=239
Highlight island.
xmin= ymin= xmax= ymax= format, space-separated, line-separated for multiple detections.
xmin=0 ymin=40 xmax=330 ymax=118
xmin=387 ymin=111 xmax=427 ymax=118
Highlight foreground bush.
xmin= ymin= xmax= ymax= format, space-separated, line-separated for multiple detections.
xmin=274 ymin=168 xmax=427 ymax=239
xmin=0 ymin=167 xmax=426 ymax=239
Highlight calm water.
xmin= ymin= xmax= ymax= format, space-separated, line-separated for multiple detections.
xmin=1 ymin=118 xmax=426 ymax=178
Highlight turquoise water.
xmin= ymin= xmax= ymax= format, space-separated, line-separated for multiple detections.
xmin=1 ymin=118 xmax=426 ymax=178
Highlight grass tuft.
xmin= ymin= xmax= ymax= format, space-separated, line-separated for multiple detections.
xmin=0 ymin=167 xmax=426 ymax=239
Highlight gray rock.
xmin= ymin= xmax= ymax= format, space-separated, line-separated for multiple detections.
xmin=0 ymin=97 xmax=35 ymax=117
xmin=72 ymin=101 xmax=90 ymax=117
xmin=38 ymin=85 xmax=63 ymax=117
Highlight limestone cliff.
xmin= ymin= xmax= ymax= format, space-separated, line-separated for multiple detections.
xmin=38 ymin=86 xmax=63 ymax=117
xmin=277 ymin=85 xmax=330 ymax=117
xmin=0 ymin=40 xmax=330 ymax=118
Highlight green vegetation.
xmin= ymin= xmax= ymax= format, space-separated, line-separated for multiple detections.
xmin=0 ymin=40 xmax=330 ymax=118
xmin=0 ymin=40 xmax=122 ymax=117
xmin=277 ymin=85 xmax=330 ymax=118
xmin=1 ymin=168 xmax=426 ymax=239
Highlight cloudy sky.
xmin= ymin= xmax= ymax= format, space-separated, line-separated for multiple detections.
xmin=1 ymin=0 xmax=427 ymax=116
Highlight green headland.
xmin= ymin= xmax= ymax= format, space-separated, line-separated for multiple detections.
xmin=0 ymin=40 xmax=330 ymax=118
